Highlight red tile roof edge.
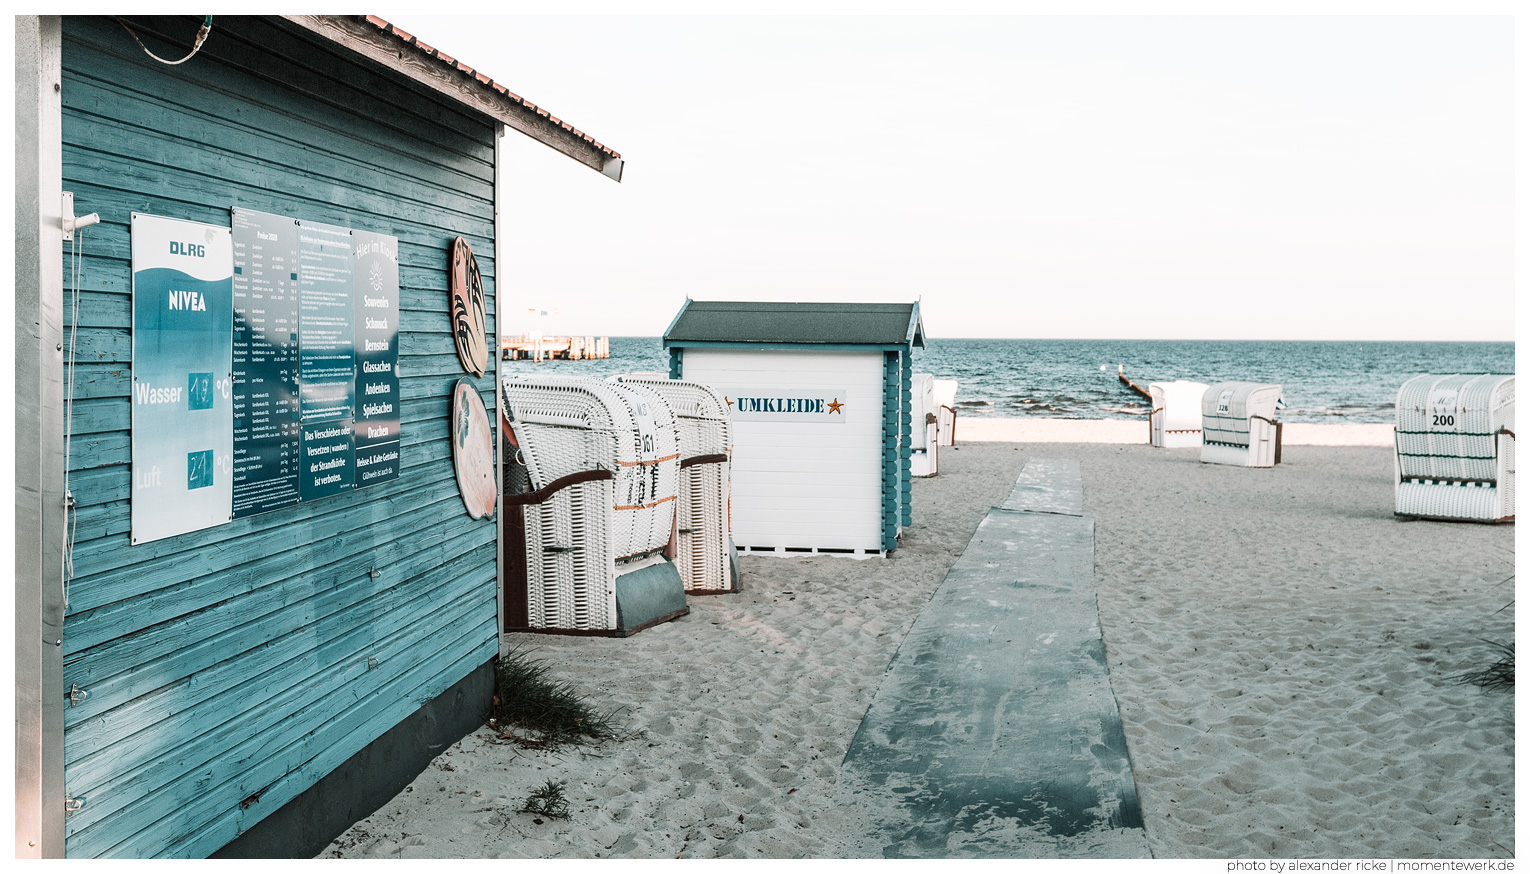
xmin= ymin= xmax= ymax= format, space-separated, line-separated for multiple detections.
xmin=362 ymin=14 xmax=620 ymax=159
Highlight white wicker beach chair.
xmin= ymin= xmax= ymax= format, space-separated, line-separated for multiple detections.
xmin=500 ymin=374 xmax=688 ymax=635
xmin=910 ymin=372 xmax=939 ymax=477
xmin=1200 ymin=382 xmax=1284 ymax=467
xmin=934 ymin=379 xmax=958 ymax=447
xmin=611 ymin=374 xmax=738 ymax=594
xmin=1149 ymin=380 xmax=1209 ymax=448
xmin=1394 ymin=374 xmax=1515 ymax=523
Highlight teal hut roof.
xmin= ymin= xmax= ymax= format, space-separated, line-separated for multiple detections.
xmin=663 ymin=300 xmax=925 ymax=350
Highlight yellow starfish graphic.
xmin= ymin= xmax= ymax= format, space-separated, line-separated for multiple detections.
xmin=827 ymin=398 xmax=844 ymax=414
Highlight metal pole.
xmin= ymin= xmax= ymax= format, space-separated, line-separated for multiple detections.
xmin=493 ymin=125 xmax=506 ymax=653
xmin=14 ymin=13 xmax=68 ymax=858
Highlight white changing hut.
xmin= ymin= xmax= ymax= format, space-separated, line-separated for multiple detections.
xmin=663 ymin=300 xmax=926 ymax=555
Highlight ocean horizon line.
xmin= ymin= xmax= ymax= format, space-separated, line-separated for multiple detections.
xmin=525 ymin=335 xmax=1514 ymax=345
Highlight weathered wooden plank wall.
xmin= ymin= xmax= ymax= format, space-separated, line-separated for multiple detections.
xmin=898 ymin=350 xmax=913 ymax=529
xmin=881 ymin=351 xmax=901 ymax=550
xmin=58 ymin=16 xmax=500 ymax=858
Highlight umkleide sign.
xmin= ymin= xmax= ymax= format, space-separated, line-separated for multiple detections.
xmin=724 ymin=389 xmax=848 ymax=423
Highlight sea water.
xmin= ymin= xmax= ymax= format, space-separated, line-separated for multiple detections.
xmin=498 ymin=337 xmax=1514 ymax=424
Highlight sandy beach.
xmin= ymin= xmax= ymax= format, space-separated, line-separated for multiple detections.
xmin=319 ymin=421 xmax=1514 ymax=860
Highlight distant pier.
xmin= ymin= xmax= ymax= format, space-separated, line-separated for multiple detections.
xmin=1117 ymin=364 xmax=1151 ymax=400
xmin=501 ymin=334 xmax=610 ymax=361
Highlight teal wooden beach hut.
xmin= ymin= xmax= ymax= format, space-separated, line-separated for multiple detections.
xmin=15 ymin=15 xmax=622 ymax=858
xmin=663 ymin=300 xmax=925 ymax=555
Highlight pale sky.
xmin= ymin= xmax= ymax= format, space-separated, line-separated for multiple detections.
xmin=386 ymin=10 xmax=1515 ymax=342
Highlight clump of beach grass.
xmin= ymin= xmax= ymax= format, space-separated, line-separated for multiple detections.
xmin=519 ymin=779 xmax=572 ymax=821
xmin=1455 ymin=591 xmax=1514 ymax=692
xmin=1457 ymin=640 xmax=1513 ymax=691
xmin=489 ymin=648 xmax=620 ymax=748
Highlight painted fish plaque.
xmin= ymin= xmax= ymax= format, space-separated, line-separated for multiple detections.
xmin=451 ymin=378 xmax=496 ymax=519
xmin=449 ymin=236 xmax=488 ymax=377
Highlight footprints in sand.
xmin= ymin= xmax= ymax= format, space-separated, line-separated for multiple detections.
xmin=317 ymin=443 xmax=1511 ymax=860
xmin=317 ymin=444 xmax=1028 ymax=859
xmin=1092 ymin=444 xmax=1513 ymax=859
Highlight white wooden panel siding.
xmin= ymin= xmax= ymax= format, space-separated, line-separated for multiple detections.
xmin=58 ymin=17 xmax=499 ymax=858
xmin=681 ymin=348 xmax=885 ymax=552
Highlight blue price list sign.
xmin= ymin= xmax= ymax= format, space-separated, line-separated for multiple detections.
xmin=298 ymin=220 xmax=355 ymax=424
xmin=296 ymin=220 xmax=356 ymax=504
xmin=231 ymin=208 xmax=302 ymax=518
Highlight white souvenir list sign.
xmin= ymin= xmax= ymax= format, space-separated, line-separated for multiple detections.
xmin=131 ymin=214 xmax=235 ymax=544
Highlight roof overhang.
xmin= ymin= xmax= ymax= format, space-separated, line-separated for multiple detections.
xmin=662 ymin=340 xmax=918 ymax=353
xmin=662 ymin=299 xmax=926 ymax=350
xmin=281 ymin=15 xmax=623 ymax=182
xmin=907 ymin=300 xmax=926 ymax=349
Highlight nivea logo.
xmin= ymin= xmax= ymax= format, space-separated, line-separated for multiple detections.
xmin=170 ymin=241 xmax=206 ymax=257
xmin=169 ymin=289 xmax=207 ymax=311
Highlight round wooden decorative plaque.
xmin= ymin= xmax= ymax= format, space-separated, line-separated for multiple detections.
xmin=450 ymin=378 xmax=496 ymax=520
xmin=449 ymin=236 xmax=488 ymax=377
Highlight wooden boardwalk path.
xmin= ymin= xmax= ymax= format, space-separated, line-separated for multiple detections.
xmin=835 ymin=459 xmax=1149 ymax=858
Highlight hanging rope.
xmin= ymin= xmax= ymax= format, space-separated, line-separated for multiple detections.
xmin=62 ymin=227 xmax=86 ymax=608
xmin=117 ymin=15 xmax=213 ymax=66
